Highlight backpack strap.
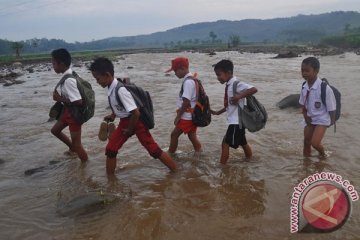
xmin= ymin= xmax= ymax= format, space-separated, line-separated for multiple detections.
xmin=232 ymin=80 xmax=241 ymax=106
xmin=320 ymin=78 xmax=328 ymax=107
xmin=113 ymin=81 xmax=124 ymax=110
xmin=233 ymin=80 xmax=243 ymax=129
xmin=180 ymin=75 xmax=199 ymax=99
xmin=113 ymin=80 xmax=143 ymax=111
xmin=54 ymin=73 xmax=74 ymax=92
xmin=320 ymin=78 xmax=338 ymax=132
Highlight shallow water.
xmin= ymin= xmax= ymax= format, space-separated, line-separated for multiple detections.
xmin=0 ymin=52 xmax=359 ymax=239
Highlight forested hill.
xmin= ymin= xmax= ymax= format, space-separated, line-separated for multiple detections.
xmin=1 ymin=11 xmax=360 ymax=54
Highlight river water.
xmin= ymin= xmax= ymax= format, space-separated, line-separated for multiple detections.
xmin=0 ymin=52 xmax=359 ymax=239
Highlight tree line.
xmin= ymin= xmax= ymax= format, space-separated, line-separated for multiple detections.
xmin=2 ymin=24 xmax=359 ymax=58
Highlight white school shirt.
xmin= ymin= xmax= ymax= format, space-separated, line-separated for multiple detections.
xmin=107 ymin=79 xmax=137 ymax=118
xmin=299 ymin=78 xmax=336 ymax=126
xmin=226 ymin=77 xmax=254 ymax=125
xmin=177 ymin=73 xmax=197 ymax=120
xmin=56 ymin=68 xmax=82 ymax=102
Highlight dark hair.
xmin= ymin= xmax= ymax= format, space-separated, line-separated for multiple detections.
xmin=302 ymin=57 xmax=320 ymax=70
xmin=89 ymin=57 xmax=114 ymax=76
xmin=213 ymin=59 xmax=234 ymax=73
xmin=51 ymin=48 xmax=71 ymax=67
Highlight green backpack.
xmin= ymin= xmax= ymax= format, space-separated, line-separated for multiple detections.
xmin=59 ymin=71 xmax=95 ymax=124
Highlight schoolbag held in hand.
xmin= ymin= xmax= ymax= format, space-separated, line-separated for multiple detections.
xmin=321 ymin=78 xmax=341 ymax=121
xmin=115 ymin=79 xmax=154 ymax=130
xmin=181 ymin=77 xmax=211 ymax=127
xmin=56 ymin=71 xmax=95 ymax=124
xmin=233 ymin=80 xmax=267 ymax=132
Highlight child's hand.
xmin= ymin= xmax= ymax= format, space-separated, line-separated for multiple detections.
xmin=305 ymin=115 xmax=312 ymax=125
xmin=104 ymin=114 xmax=115 ymax=122
xmin=53 ymin=91 xmax=61 ymax=102
xmin=210 ymin=109 xmax=218 ymax=115
xmin=53 ymin=91 xmax=69 ymax=103
xmin=229 ymin=96 xmax=240 ymax=105
xmin=211 ymin=108 xmax=226 ymax=115
xmin=174 ymin=116 xmax=180 ymax=125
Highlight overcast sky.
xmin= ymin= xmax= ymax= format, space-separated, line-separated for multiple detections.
xmin=0 ymin=0 xmax=359 ymax=42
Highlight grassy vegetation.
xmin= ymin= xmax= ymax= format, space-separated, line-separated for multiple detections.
xmin=0 ymin=48 xmax=152 ymax=65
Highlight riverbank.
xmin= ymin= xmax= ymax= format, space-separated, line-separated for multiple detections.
xmin=1 ymin=44 xmax=357 ymax=66
xmin=0 ymin=44 xmax=356 ymax=87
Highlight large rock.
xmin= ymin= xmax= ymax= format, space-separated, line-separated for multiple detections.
xmin=12 ymin=62 xmax=22 ymax=68
xmin=57 ymin=192 xmax=118 ymax=217
xmin=277 ymin=94 xmax=301 ymax=109
xmin=273 ymin=51 xmax=299 ymax=59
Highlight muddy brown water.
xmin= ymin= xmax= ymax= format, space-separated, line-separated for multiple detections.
xmin=0 ymin=52 xmax=359 ymax=239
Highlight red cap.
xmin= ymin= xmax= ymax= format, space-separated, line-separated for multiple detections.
xmin=165 ymin=57 xmax=189 ymax=73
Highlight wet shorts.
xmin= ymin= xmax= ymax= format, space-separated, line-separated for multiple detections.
xmin=106 ymin=118 xmax=163 ymax=159
xmin=223 ymin=124 xmax=247 ymax=149
xmin=60 ymin=107 xmax=81 ymax=132
xmin=176 ymin=119 xmax=197 ymax=134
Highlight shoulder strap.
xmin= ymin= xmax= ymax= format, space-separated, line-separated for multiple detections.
xmin=233 ymin=80 xmax=243 ymax=128
xmin=180 ymin=76 xmax=198 ymax=99
xmin=320 ymin=78 xmax=328 ymax=107
xmin=233 ymin=80 xmax=240 ymax=96
xmin=54 ymin=73 xmax=73 ymax=91
xmin=114 ymin=81 xmax=124 ymax=108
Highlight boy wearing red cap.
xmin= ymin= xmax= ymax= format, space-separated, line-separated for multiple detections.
xmin=166 ymin=57 xmax=202 ymax=155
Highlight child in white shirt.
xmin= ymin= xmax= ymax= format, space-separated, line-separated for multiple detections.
xmin=299 ymin=57 xmax=336 ymax=158
xmin=211 ymin=60 xmax=257 ymax=164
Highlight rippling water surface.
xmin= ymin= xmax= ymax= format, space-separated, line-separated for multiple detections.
xmin=0 ymin=52 xmax=359 ymax=239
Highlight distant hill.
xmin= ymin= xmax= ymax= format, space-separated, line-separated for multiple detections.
xmin=1 ymin=11 xmax=360 ymax=54
xmin=115 ymin=11 xmax=360 ymax=46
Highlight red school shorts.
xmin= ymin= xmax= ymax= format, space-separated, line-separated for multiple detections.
xmin=176 ymin=119 xmax=197 ymax=134
xmin=60 ymin=107 xmax=81 ymax=132
xmin=106 ymin=118 xmax=163 ymax=159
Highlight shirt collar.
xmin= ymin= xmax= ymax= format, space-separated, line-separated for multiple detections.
xmin=226 ymin=76 xmax=237 ymax=86
xmin=107 ymin=78 xmax=118 ymax=96
xmin=304 ymin=77 xmax=321 ymax=90
xmin=184 ymin=72 xmax=193 ymax=80
xmin=63 ymin=68 xmax=73 ymax=76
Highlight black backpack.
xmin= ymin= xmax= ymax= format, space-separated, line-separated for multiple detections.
xmin=56 ymin=71 xmax=95 ymax=124
xmin=114 ymin=79 xmax=154 ymax=129
xmin=302 ymin=78 xmax=341 ymax=121
xmin=180 ymin=77 xmax=211 ymax=127
xmin=320 ymin=78 xmax=341 ymax=121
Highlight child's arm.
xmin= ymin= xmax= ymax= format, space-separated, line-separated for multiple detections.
xmin=210 ymin=107 xmax=226 ymax=115
xmin=230 ymin=87 xmax=257 ymax=104
xmin=174 ymin=97 xmax=191 ymax=125
xmin=122 ymin=108 xmax=140 ymax=136
xmin=53 ymin=91 xmax=70 ymax=104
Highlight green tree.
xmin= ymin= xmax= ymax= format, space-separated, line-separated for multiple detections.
xmin=228 ymin=35 xmax=241 ymax=48
xmin=11 ymin=41 xmax=24 ymax=58
xmin=209 ymin=31 xmax=217 ymax=43
xmin=344 ymin=23 xmax=351 ymax=34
